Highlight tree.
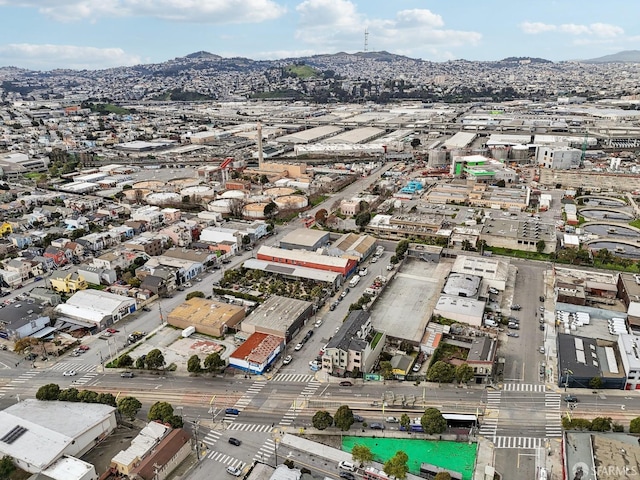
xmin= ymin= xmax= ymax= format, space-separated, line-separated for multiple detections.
xmin=36 ymin=383 xmax=60 ymax=401
xmin=396 ymin=240 xmax=410 ymax=258
xmin=145 ymin=349 xmax=165 ymax=370
xmin=495 ymin=179 xmax=506 ymax=187
xmin=167 ymin=415 xmax=184 ymax=428
xmin=58 ymin=387 xmax=80 ymax=402
xmin=97 ymin=393 xmax=117 ymax=407
xmin=334 ymin=405 xmax=355 ymax=431
xmin=186 ymin=291 xmax=205 ymax=300
xmin=383 ymin=451 xmax=409 ymax=479
xmin=589 ymin=377 xmax=603 ymax=389
xmin=454 ymin=363 xmax=474 ymax=384
xmin=116 ymin=354 xmax=133 ymax=368
xmin=315 ymin=209 xmax=328 ymax=225
xmin=355 ymin=211 xmax=372 ymax=230
xmin=421 ymin=407 xmax=447 ymax=435
xmin=630 ymin=417 xmax=640 ymax=433
xmin=427 ymin=361 xmax=455 ymax=383
xmin=118 ymin=396 xmax=142 ymax=420
xmin=351 ymin=444 xmax=374 ymax=467
xmin=135 ymin=356 xmax=146 ymax=369
xmin=312 ymin=410 xmax=333 ymax=430
xmin=187 ymin=355 xmax=202 ymax=374
xmin=434 ymin=473 xmax=452 ymax=480
xmin=411 ymin=138 xmax=421 ymax=149
xmin=400 ymin=414 xmax=411 ymax=432
xmin=379 ymin=361 xmax=393 ymax=379
xmin=0 ymin=456 xmax=16 ymax=478
xmin=536 ymin=240 xmax=546 ymax=254
xmin=148 ymin=401 xmax=174 ymax=423
xmin=263 ymin=201 xmax=278 ymax=219
xmin=13 ymin=336 xmax=39 ymax=353
xmin=78 ymin=390 xmax=99 ymax=403
xmin=590 ymin=417 xmax=612 ymax=432
xmin=204 ymin=352 xmax=225 ymax=373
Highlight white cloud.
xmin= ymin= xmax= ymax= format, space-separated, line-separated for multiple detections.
xmin=0 ymin=0 xmax=287 ymax=23
xmin=0 ymin=43 xmax=141 ymax=70
xmin=521 ymin=21 xmax=624 ymax=38
xmin=294 ymin=1 xmax=481 ymax=57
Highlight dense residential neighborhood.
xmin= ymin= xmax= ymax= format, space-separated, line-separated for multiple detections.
xmin=3 ymin=51 xmax=640 ymax=480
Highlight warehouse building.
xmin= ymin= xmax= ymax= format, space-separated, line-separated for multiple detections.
xmin=433 ymin=295 xmax=485 ymax=327
xmin=167 ymin=297 xmax=245 ymax=337
xmin=54 ymin=289 xmax=136 ymax=331
xmin=279 ymin=229 xmax=330 ymax=251
xmin=241 ymin=295 xmax=314 ymax=343
xmin=256 ymin=245 xmax=358 ymax=277
xmin=0 ymin=399 xmax=116 ymax=475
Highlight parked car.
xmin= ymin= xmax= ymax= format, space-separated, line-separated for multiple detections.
xmin=228 ymin=437 xmax=242 ymax=446
xmin=412 ymin=363 xmax=422 ymax=372
xmin=339 ymin=461 xmax=356 ymax=472
xmin=385 ymin=416 xmax=399 ymax=423
xmin=510 ymin=304 xmax=521 ymax=310
xmin=142 ymin=306 xmax=151 ymax=312
xmin=506 ymin=332 xmax=519 ymax=338
xmin=539 ymin=295 xmax=545 ymax=302
xmin=283 ymin=355 xmax=293 ymax=365
xmin=106 ymin=328 xmax=118 ymax=334
xmin=184 ymin=282 xmax=192 ymax=288
xmin=225 ymin=408 xmax=240 ymax=415
xmin=78 ymin=345 xmax=90 ymax=351
xmin=121 ymin=372 xmax=135 ymax=378
xmin=340 ymin=472 xmax=356 ymax=480
xmin=339 ymin=381 xmax=353 ymax=387
xmin=507 ymin=324 xmax=519 ymax=330
xmin=294 ymin=343 xmax=304 ymax=351
xmin=314 ymin=319 xmax=323 ymax=328
xmin=369 ymin=422 xmax=385 ymax=430
xmin=226 ymin=466 xmax=242 ymax=476
xmin=353 ymin=414 xmax=364 ymax=422
xmin=340 ymin=291 xmax=348 ymax=299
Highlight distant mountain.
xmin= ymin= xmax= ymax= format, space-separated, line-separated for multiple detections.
xmin=583 ymin=50 xmax=640 ymax=63
xmin=183 ymin=51 xmax=222 ymax=60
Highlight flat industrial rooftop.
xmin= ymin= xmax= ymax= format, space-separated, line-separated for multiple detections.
xmin=369 ymin=258 xmax=451 ymax=343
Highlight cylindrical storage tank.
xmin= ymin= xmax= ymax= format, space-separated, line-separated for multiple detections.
xmin=123 ymin=188 xmax=151 ymax=201
xmin=242 ymin=202 xmax=271 ymax=219
xmin=490 ymin=147 xmax=509 ymax=161
xmin=274 ymin=195 xmax=308 ymax=210
xmin=264 ymin=187 xmax=297 ymax=198
xmin=133 ymin=180 xmax=165 ymax=191
xmin=248 ymin=195 xmax=271 ymax=203
xmin=511 ymin=145 xmax=529 ymax=161
xmin=168 ymin=177 xmax=200 ymax=188
xmin=220 ymin=190 xmax=247 ymax=200
xmin=208 ymin=199 xmax=233 ymax=214
xmin=428 ymin=149 xmax=448 ymax=167
xmin=180 ymin=185 xmax=215 ymax=201
xmin=146 ymin=192 xmax=181 ymax=205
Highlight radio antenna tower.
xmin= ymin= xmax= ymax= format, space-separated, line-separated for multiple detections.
xmin=364 ymin=28 xmax=369 ymax=52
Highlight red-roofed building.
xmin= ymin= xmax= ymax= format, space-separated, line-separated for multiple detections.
xmin=129 ymin=428 xmax=191 ymax=480
xmin=228 ymin=332 xmax=284 ymax=374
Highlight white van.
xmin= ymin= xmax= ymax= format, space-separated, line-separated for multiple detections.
xmin=339 ymin=461 xmax=356 ymax=472
xmin=484 ymin=319 xmax=498 ymax=327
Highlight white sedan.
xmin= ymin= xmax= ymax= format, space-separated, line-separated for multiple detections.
xmin=63 ymin=370 xmax=77 ymax=377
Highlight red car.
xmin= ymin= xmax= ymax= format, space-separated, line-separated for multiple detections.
xmin=78 ymin=345 xmax=90 ymax=351
xmin=106 ymin=328 xmax=118 ymax=334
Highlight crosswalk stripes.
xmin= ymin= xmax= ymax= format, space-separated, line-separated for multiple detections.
xmin=49 ymin=362 xmax=97 ymax=373
xmin=494 ymin=436 xmax=545 ymax=449
xmin=544 ymin=393 xmax=561 ymax=409
xmin=301 ymin=380 xmax=321 ymax=396
xmin=0 ymin=371 xmax=40 ymax=398
xmin=254 ymin=438 xmax=275 ymax=463
xmin=202 ymin=429 xmax=222 ymax=447
xmin=479 ymin=418 xmax=498 ymax=436
xmin=206 ymin=450 xmax=246 ymax=469
xmin=502 ymin=383 xmax=546 ymax=392
xmin=271 ymin=373 xmax=316 ymax=383
xmin=546 ymin=412 xmax=562 ymax=437
xmin=223 ymin=380 xmax=267 ymax=421
xmin=486 ymin=392 xmax=502 ymax=407
xmin=69 ymin=372 xmax=99 ymax=386
xmin=227 ymin=423 xmax=273 ymax=433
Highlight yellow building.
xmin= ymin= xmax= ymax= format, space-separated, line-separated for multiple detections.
xmin=168 ymin=297 xmax=245 ymax=337
xmin=0 ymin=222 xmax=12 ymax=235
xmin=49 ymin=272 xmax=88 ymax=294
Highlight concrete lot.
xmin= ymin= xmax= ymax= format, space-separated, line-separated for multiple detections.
xmin=369 ymin=258 xmax=452 ymax=343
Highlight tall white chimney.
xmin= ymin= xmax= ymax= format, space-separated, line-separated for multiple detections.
xmin=257 ymin=122 xmax=264 ymax=169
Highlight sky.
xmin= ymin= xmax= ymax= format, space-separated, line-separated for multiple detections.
xmin=0 ymin=0 xmax=638 ymax=71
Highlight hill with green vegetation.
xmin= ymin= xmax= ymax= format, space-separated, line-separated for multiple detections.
xmin=151 ymin=89 xmax=215 ymax=101
xmin=283 ymin=64 xmax=319 ymax=78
